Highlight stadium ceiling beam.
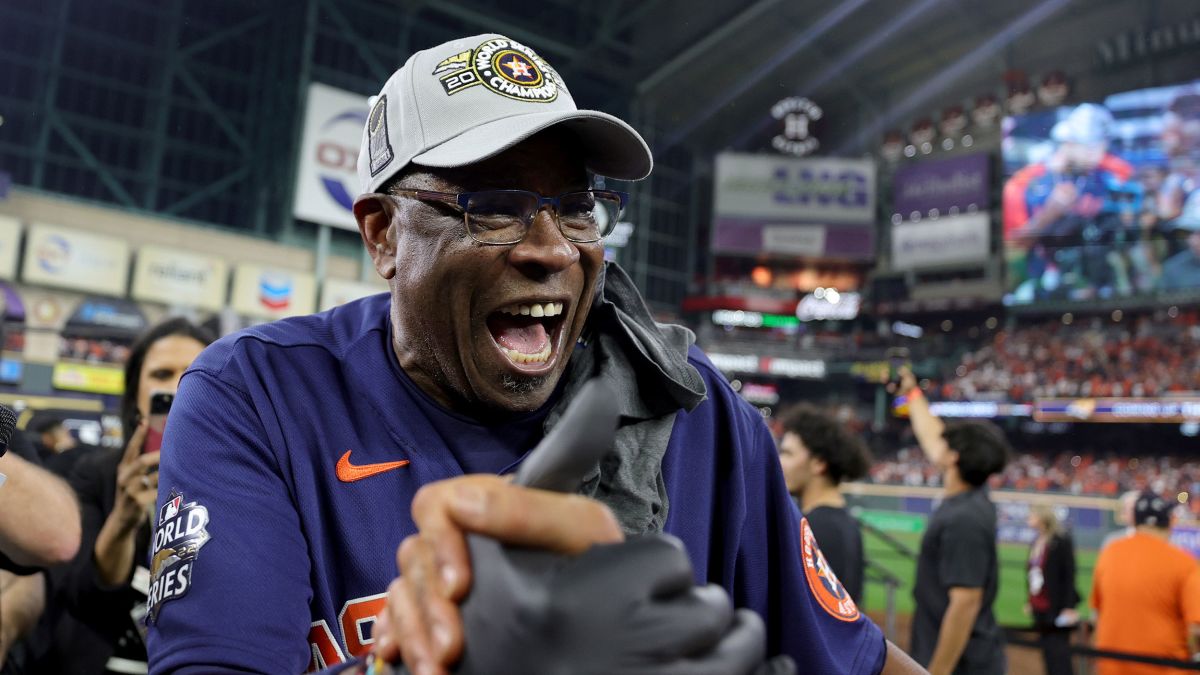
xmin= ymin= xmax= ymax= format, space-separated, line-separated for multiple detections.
xmin=416 ymin=1 xmax=586 ymax=62
xmin=836 ymin=0 xmax=1073 ymax=155
xmin=49 ymin=116 xmax=138 ymax=207
xmin=635 ymin=0 xmax=782 ymax=96
xmin=716 ymin=0 xmax=950 ymax=152
xmin=174 ymin=67 xmax=252 ymax=155
xmin=178 ymin=12 xmax=271 ymax=59
xmin=30 ymin=0 xmax=70 ymax=190
xmin=160 ymin=165 xmax=251 ymax=217
xmin=654 ymin=0 xmax=871 ymax=151
xmin=559 ymin=0 xmax=668 ymax=73
xmin=141 ymin=0 xmax=184 ymax=209
xmin=318 ymin=0 xmax=394 ymax=83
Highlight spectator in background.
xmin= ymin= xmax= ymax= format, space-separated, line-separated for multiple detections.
xmin=1161 ymin=192 xmax=1200 ymax=291
xmin=33 ymin=417 xmax=75 ymax=463
xmin=776 ymin=403 xmax=872 ymax=603
xmin=900 ymin=367 xmax=1010 ymax=675
xmin=1101 ymin=490 xmax=1140 ymax=551
xmin=1157 ymin=91 xmax=1200 ymax=224
xmin=34 ymin=417 xmax=99 ymax=479
xmin=1091 ymin=491 xmax=1200 ymax=675
xmin=1026 ymin=503 xmax=1080 ymax=675
xmin=47 ymin=318 xmax=213 ymax=674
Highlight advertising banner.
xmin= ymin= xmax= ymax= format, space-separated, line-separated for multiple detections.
xmin=891 ymin=213 xmax=990 ymax=270
xmin=713 ymin=154 xmax=875 ymax=259
xmin=1035 ymin=397 xmax=1200 ymax=423
xmin=891 ymin=153 xmax=990 ymax=218
xmin=1171 ymin=525 xmax=1200 ymax=560
xmin=132 ymin=246 xmax=228 ymax=311
xmin=22 ymin=224 xmax=130 ymax=296
xmin=0 ymin=216 xmax=20 ymax=279
xmin=53 ymin=297 xmax=147 ymax=396
xmin=52 ymin=363 xmax=125 ymax=396
xmin=705 ymin=352 xmax=826 ymax=380
xmin=231 ymin=264 xmax=317 ymax=319
xmin=319 ymin=278 xmax=386 ymax=312
xmin=292 ymin=83 xmax=369 ymax=231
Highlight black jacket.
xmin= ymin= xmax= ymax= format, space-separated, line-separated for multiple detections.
xmin=1027 ymin=531 xmax=1080 ymax=626
xmin=56 ymin=447 xmax=151 ymax=673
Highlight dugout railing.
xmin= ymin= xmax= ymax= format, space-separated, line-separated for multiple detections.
xmin=1004 ymin=624 xmax=1200 ymax=671
xmin=859 ymin=518 xmax=916 ymax=641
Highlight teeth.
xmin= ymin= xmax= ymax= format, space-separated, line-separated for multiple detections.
xmin=501 ymin=343 xmax=552 ymax=364
xmin=501 ymin=302 xmax=563 ymax=317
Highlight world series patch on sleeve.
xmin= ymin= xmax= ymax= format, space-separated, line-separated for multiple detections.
xmin=148 ymin=490 xmax=211 ymax=621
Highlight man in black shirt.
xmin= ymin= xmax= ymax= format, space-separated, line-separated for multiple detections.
xmin=900 ymin=368 xmax=1009 ymax=675
xmin=777 ymin=404 xmax=871 ymax=603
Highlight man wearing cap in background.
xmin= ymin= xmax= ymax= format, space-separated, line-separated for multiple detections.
xmin=1003 ymin=102 xmax=1134 ymax=245
xmin=1161 ymin=191 xmax=1200 ymax=291
xmin=1003 ymin=103 xmax=1137 ymax=302
xmin=1091 ymin=491 xmax=1200 ymax=675
xmin=146 ymin=34 xmax=921 ymax=675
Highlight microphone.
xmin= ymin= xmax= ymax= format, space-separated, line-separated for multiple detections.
xmin=0 ymin=404 xmax=16 ymax=457
xmin=512 ymin=379 xmax=619 ymax=492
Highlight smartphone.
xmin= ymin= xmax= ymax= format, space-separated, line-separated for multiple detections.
xmin=143 ymin=391 xmax=174 ymax=454
xmin=884 ymin=347 xmax=911 ymax=390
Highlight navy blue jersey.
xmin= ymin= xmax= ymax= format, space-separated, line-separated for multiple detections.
xmin=145 ymin=293 xmax=885 ymax=673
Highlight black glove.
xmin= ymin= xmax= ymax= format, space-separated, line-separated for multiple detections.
xmin=452 ymin=533 xmax=786 ymax=675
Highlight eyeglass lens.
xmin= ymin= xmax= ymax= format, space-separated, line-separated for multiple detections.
xmin=464 ymin=191 xmax=622 ymax=243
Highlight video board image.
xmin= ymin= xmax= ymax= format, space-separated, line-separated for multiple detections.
xmin=1002 ymin=79 xmax=1200 ymax=305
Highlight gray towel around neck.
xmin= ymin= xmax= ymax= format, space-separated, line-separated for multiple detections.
xmin=544 ymin=263 xmax=707 ymax=534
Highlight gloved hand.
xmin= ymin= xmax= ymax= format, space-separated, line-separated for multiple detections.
xmin=452 ymin=533 xmax=792 ymax=675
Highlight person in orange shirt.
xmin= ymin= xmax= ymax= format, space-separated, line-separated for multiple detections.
xmin=1091 ymin=491 xmax=1200 ymax=675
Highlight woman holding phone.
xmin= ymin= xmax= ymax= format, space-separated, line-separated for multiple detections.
xmin=56 ymin=318 xmax=213 ymax=674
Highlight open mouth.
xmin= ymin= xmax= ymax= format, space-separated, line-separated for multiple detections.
xmin=485 ymin=301 xmax=567 ymax=370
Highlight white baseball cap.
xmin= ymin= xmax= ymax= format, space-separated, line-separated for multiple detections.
xmin=357 ymin=34 xmax=653 ymax=195
xmin=1050 ymin=103 xmax=1113 ymax=145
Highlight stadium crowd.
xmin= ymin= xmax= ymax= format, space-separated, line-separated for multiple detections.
xmin=870 ymin=447 xmax=1200 ymax=504
xmin=937 ymin=310 xmax=1200 ymax=402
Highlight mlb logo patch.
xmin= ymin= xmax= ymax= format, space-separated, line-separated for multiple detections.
xmin=162 ymin=494 xmax=183 ymax=521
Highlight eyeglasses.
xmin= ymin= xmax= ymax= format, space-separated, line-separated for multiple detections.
xmin=380 ymin=188 xmax=627 ymax=245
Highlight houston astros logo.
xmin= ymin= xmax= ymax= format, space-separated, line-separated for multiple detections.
xmin=432 ymin=37 xmax=560 ymax=102
xmin=800 ymin=518 xmax=860 ymax=622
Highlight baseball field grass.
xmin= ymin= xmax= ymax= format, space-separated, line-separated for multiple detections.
xmin=861 ymin=530 xmax=1099 ymax=627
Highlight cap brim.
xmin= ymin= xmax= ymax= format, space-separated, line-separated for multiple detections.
xmin=411 ymin=109 xmax=652 ymax=181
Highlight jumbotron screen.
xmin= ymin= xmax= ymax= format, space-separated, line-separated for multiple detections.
xmin=1002 ymin=78 xmax=1200 ymax=305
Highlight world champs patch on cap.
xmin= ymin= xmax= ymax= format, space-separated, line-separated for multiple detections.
xmin=357 ymin=33 xmax=652 ymax=195
xmin=433 ymin=37 xmax=561 ymax=102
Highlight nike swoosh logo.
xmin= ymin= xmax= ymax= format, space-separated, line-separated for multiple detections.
xmin=336 ymin=450 xmax=410 ymax=483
